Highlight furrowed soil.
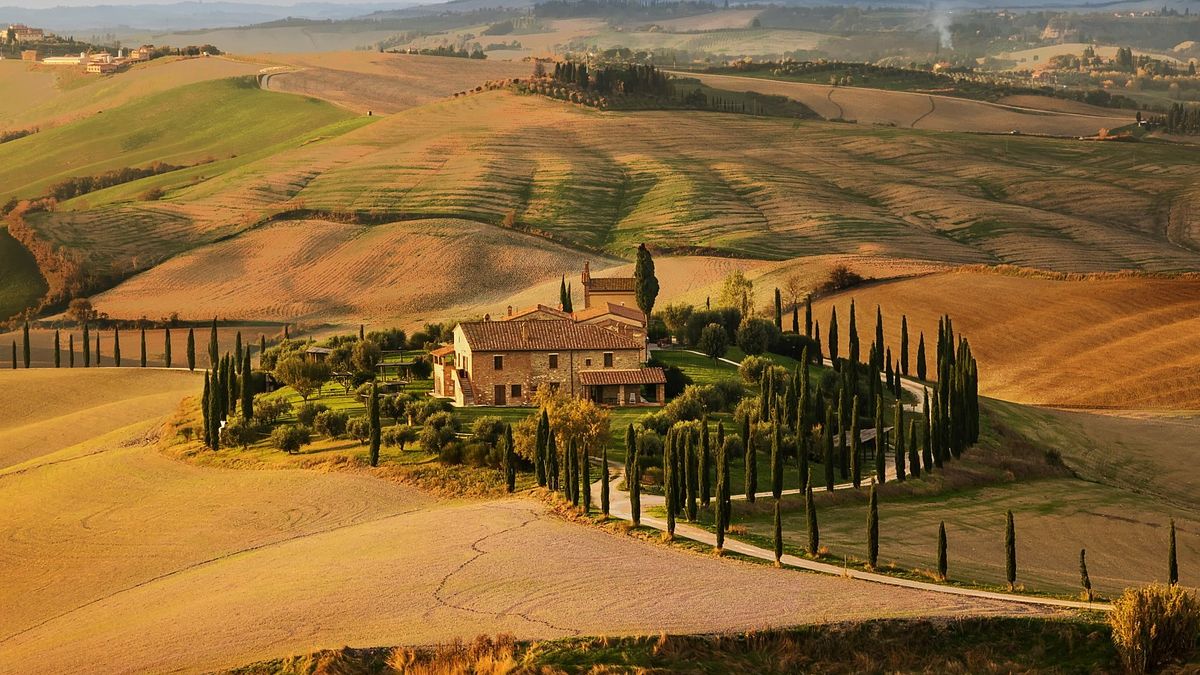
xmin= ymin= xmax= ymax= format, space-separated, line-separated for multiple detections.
xmin=0 ymin=370 xmax=1055 ymax=675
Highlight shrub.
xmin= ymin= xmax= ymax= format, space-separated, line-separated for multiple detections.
xmin=271 ymin=425 xmax=310 ymax=454
xmin=711 ymin=378 xmax=745 ymax=411
xmin=220 ymin=415 xmax=257 ymax=450
xmin=697 ymin=322 xmax=729 ymax=360
xmin=817 ymin=264 xmax=866 ymax=293
xmin=366 ymin=328 xmax=407 ymax=350
xmin=439 ymin=440 xmax=465 ymax=465
xmin=314 ymin=409 xmax=349 ymax=438
xmin=296 ymin=402 xmax=329 ymax=427
xmin=639 ymin=411 xmax=671 ymax=436
xmin=421 ymin=411 xmax=460 ymax=455
xmin=253 ymin=396 xmax=292 ymax=425
xmin=347 ymin=417 xmax=370 ymax=445
xmin=382 ymin=425 xmax=418 ymax=449
xmin=736 ymin=318 xmax=780 ymax=356
xmin=662 ymin=385 xmax=706 ymax=423
xmin=1110 ymin=583 xmax=1200 ymax=673
xmin=141 ymin=186 xmax=165 ymax=201
xmin=410 ymin=396 xmax=451 ymax=424
xmin=774 ymin=333 xmax=820 ymax=361
xmin=471 ymin=415 xmax=507 ymax=446
xmin=738 ymin=355 xmax=773 ymax=383
xmin=409 ymin=355 xmax=434 ymax=379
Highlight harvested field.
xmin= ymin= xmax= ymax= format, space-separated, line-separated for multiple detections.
xmin=0 ymin=372 xmax=1051 ymax=674
xmin=262 ymin=51 xmax=529 ymax=114
xmin=677 ymin=71 xmax=1136 ymax=135
xmin=997 ymin=43 xmax=1183 ymax=66
xmin=0 ymin=368 xmax=198 ymax=469
xmin=0 ymin=326 xmax=277 ymax=369
xmin=648 ymin=9 xmax=764 ymax=31
xmin=813 ymin=269 xmax=1200 ymax=409
xmin=91 ymin=218 xmax=616 ymax=326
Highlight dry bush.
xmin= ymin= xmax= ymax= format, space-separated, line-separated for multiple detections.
xmin=388 ymin=634 xmax=521 ymax=674
xmin=1109 ymin=584 xmax=1200 ymax=673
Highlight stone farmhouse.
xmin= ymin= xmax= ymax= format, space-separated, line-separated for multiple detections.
xmin=431 ymin=264 xmax=664 ymax=407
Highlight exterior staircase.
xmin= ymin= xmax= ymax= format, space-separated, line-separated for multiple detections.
xmin=455 ymin=369 xmax=475 ymax=406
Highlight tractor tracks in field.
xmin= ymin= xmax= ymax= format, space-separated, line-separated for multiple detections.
xmin=911 ymin=96 xmax=937 ymax=128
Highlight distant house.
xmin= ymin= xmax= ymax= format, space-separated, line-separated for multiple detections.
xmin=580 ymin=261 xmax=637 ymax=310
xmin=129 ymin=45 xmax=154 ymax=61
xmin=8 ymin=24 xmax=44 ymax=42
xmin=305 ymin=346 xmax=333 ymax=363
xmin=440 ymin=319 xmax=664 ymax=407
xmin=86 ymin=62 xmax=118 ymax=74
xmin=41 ymin=52 xmax=85 ymax=66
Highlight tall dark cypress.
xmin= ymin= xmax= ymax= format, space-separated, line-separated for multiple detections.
xmin=773 ymin=499 xmax=784 ymax=567
xmin=505 ymin=424 xmax=517 ymax=493
xmin=922 ymin=391 xmax=934 ymax=473
xmin=664 ymin=432 xmax=675 ymax=537
xmin=805 ymin=470 xmax=819 ymax=556
xmin=717 ymin=436 xmax=734 ymax=552
xmin=938 ymin=521 xmax=948 ymax=581
xmin=630 ymin=431 xmax=641 ymax=526
xmin=874 ymin=306 xmax=884 ymax=361
xmin=580 ymin=441 xmax=591 ymax=513
xmin=684 ymin=429 xmax=697 ymax=521
xmin=837 ymin=386 xmax=848 ymax=480
xmin=186 ymin=328 xmax=195 ymax=371
xmin=867 ymin=483 xmax=879 ymax=568
xmin=53 ymin=330 xmax=60 ymax=368
xmin=894 ymin=400 xmax=906 ymax=482
xmin=1080 ymin=548 xmax=1092 ymax=601
xmin=139 ymin=328 xmax=147 ymax=367
xmin=234 ymin=331 xmax=243 ymax=374
xmin=164 ymin=328 xmax=172 ymax=368
xmin=917 ymin=332 xmax=927 ymax=381
xmin=848 ymin=299 xmax=859 ymax=364
xmin=259 ymin=334 xmax=267 ymax=367
xmin=700 ymin=417 xmax=711 ymax=508
xmin=208 ymin=317 xmax=219 ymax=369
xmin=874 ymin=396 xmax=885 ymax=484
xmin=908 ymin=420 xmax=921 ymax=479
xmin=240 ymin=352 xmax=253 ymax=420
xmin=569 ymin=440 xmax=579 ymax=506
xmin=804 ymin=296 xmax=812 ymax=337
xmin=770 ymin=422 xmax=783 ymax=500
xmin=900 ymin=315 xmax=909 ymax=376
xmin=83 ymin=322 xmax=90 ymax=368
xmin=94 ymin=332 xmax=100 ymax=366
xmin=1169 ymin=518 xmax=1179 ymax=585
xmin=547 ymin=432 xmax=559 ymax=492
xmin=537 ymin=410 xmax=550 ymax=486
xmin=828 ymin=307 xmax=839 ymax=366
xmin=1005 ymin=510 xmax=1017 ymax=591
xmin=823 ymin=406 xmax=835 ymax=491
xmin=774 ymin=288 xmax=783 ymax=331
xmin=69 ymin=334 xmax=75 ymax=368
xmin=208 ymin=371 xmax=222 ymax=450
xmin=201 ymin=370 xmax=211 ymax=447
xmin=850 ymin=396 xmax=861 ymax=488
xmin=791 ymin=304 xmax=799 ymax=334
xmin=744 ymin=423 xmax=757 ymax=502
xmin=113 ymin=327 xmax=121 ymax=367
xmin=600 ymin=440 xmax=610 ymax=517
xmin=22 ymin=321 xmax=30 ymax=368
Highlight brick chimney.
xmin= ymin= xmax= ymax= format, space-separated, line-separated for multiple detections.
xmin=507 ymin=305 xmax=513 ymax=317
xmin=520 ymin=322 xmax=529 ymax=342
xmin=581 ymin=260 xmax=591 ymax=285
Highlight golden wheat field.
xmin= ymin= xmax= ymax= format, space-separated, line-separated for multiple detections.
xmin=260 ymin=51 xmax=530 ymax=114
xmin=0 ymin=371 xmax=1047 ymax=675
xmin=812 ymin=268 xmax=1200 ymax=409
xmin=32 ymin=89 xmax=1200 ymax=310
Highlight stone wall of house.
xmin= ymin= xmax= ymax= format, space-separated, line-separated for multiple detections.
xmin=465 ymin=347 xmax=643 ymax=406
xmin=583 ymin=289 xmax=636 ymax=310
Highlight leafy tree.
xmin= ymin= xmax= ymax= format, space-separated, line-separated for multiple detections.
xmin=352 ymin=339 xmax=382 ymax=374
xmin=1080 ymin=548 xmax=1093 ymax=601
xmin=938 ymin=521 xmax=948 ymax=581
xmin=634 ymin=243 xmax=659 ymax=317
xmin=164 ymin=328 xmax=172 ymax=368
xmin=867 ymin=483 xmax=879 ymax=568
xmin=736 ymin=318 xmax=777 ymax=356
xmin=273 ymin=356 xmax=330 ymax=402
xmin=186 ymin=328 xmax=195 ymax=371
xmin=1006 ymin=510 xmax=1017 ymax=591
xmin=719 ymin=270 xmax=753 ymax=318
xmin=698 ymin=323 xmax=729 ymax=361
xmin=314 ymin=410 xmax=349 ymax=438
xmin=271 ymin=425 xmax=310 ymax=454
xmin=222 ymin=415 xmax=257 ymax=451
xmin=368 ymin=383 xmax=381 ymax=466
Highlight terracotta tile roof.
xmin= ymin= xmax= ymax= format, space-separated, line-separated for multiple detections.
xmin=584 ymin=276 xmax=636 ymax=292
xmin=574 ymin=302 xmax=646 ymax=324
xmin=503 ymin=304 xmax=572 ymax=321
xmin=578 ymin=367 xmax=667 ymax=386
xmin=458 ymin=320 xmax=642 ymax=352
xmin=429 ymin=345 xmax=455 ymax=357
xmin=305 ymin=346 xmax=333 ymax=355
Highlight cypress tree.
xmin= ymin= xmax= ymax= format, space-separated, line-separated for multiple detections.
xmin=908 ymin=420 xmax=920 ymax=479
xmin=259 ymin=334 xmax=267 ymax=366
xmin=798 ymin=347 xmax=810 ymax=426
xmin=744 ymin=422 xmax=757 ymax=502
xmin=537 ymin=411 xmax=550 ymax=486
xmin=505 ymin=424 xmax=517 ymax=494
xmin=792 ymin=304 xmax=799 ymax=334
xmin=917 ymin=333 xmax=926 ymax=381
xmin=201 ymin=370 xmax=211 ymax=447
xmin=1169 ymin=518 xmax=1179 ymax=585
xmin=53 ymin=330 xmax=60 ymax=368
xmin=83 ymin=322 xmax=90 ymax=368
xmin=164 ymin=328 xmax=172 ymax=368
xmin=685 ymin=430 xmax=697 ymax=521
xmin=113 ymin=327 xmax=121 ymax=367
xmin=823 ymin=406 xmax=835 ymax=491
xmin=900 ymin=316 xmax=909 ymax=376
xmin=137 ymin=327 xmax=145 ymax=367
xmin=774 ymin=288 xmax=783 ymax=331
xmin=235 ymin=331 xmax=243 ymax=373
xmin=867 ymin=482 xmax=879 ymax=568
xmin=208 ymin=317 xmax=219 ymax=369
xmin=368 ymin=382 xmax=380 ymax=466
xmin=874 ymin=306 xmax=884 ymax=361
xmin=22 ymin=321 xmax=30 ymax=368
xmin=700 ymin=417 xmax=711 ymax=508
xmin=664 ymin=433 xmax=675 ymax=537
xmin=894 ymin=400 xmax=906 ymax=482
xmin=94 ymin=332 xmax=101 ymax=366
xmin=284 ymin=324 xmax=289 ymax=340
xmin=1080 ymin=548 xmax=1093 ymax=601
xmin=814 ymin=320 xmax=822 ymax=363
xmin=10 ymin=340 xmax=14 ymax=369
xmin=850 ymin=396 xmax=861 ymax=488
xmin=848 ymin=299 xmax=859 ymax=364
xmin=771 ymin=422 xmax=783 ymax=500
xmin=837 ymin=386 xmax=848 ymax=480
xmin=938 ymin=521 xmax=948 ymax=581
xmin=186 ymin=328 xmax=195 ymax=371
xmin=805 ymin=470 xmax=819 ymax=556
xmin=773 ymin=499 xmax=784 ymax=567
xmin=600 ymin=441 xmax=610 ymax=517
xmin=804 ymin=296 xmax=812 ymax=337
xmin=923 ymin=392 xmax=934 ymax=473
xmin=569 ymin=440 xmax=579 ymax=506
xmin=630 ymin=431 xmax=641 ymax=526
xmin=69 ymin=334 xmax=75 ymax=368
xmin=874 ymin=396 xmax=885 ymax=484
xmin=548 ymin=432 xmax=559 ymax=492
xmin=241 ymin=352 xmax=253 ymax=420
xmin=634 ymin=243 xmax=660 ymax=317
xmin=1005 ymin=510 xmax=1017 ymax=591
xmin=208 ymin=372 xmax=221 ymax=450
xmin=828 ymin=307 xmax=839 ymax=366
xmin=226 ymin=355 xmax=237 ymax=415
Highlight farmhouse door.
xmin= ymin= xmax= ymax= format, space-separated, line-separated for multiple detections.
xmin=494 ymin=385 xmax=506 ymax=405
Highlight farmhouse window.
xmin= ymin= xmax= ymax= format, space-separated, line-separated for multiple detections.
xmin=511 ymin=384 xmax=522 ymax=398
xmin=603 ymin=352 xmax=614 ymax=368
xmin=585 ymin=358 xmax=592 ymax=366
xmin=549 ymin=353 xmax=559 ymax=369
xmin=549 ymin=382 xmax=561 ymax=392
xmin=493 ymin=355 xmax=503 ymax=370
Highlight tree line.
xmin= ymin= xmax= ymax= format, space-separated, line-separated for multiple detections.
xmin=550 ymin=61 xmax=671 ymax=98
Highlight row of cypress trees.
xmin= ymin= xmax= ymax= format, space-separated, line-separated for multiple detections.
xmin=532 ymin=410 xmax=607 ymax=515
xmin=7 ymin=320 xmax=247 ymax=373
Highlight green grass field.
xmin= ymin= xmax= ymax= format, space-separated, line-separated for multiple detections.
xmin=0 ymin=76 xmax=356 ymax=202
xmin=0 ymin=227 xmax=47 ymax=322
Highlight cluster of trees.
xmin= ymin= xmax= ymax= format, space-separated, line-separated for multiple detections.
xmin=200 ymin=322 xmax=260 ymax=451
xmin=0 ymin=128 xmax=35 ymax=145
xmin=549 ymin=61 xmax=670 ymax=98
xmin=46 ymin=162 xmax=187 ymax=202
xmin=394 ymin=45 xmax=485 ymax=59
xmin=1149 ymin=103 xmax=1200 ymax=134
